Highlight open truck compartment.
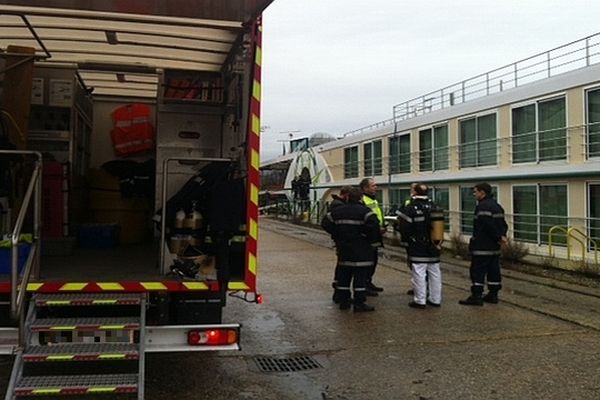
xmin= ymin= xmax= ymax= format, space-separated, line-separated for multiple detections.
xmin=0 ymin=1 xmax=272 ymax=397
xmin=0 ymin=1 xmax=269 ymax=292
xmin=0 ymin=6 xmax=271 ymax=396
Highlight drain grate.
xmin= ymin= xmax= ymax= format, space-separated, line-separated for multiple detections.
xmin=254 ymin=356 xmax=322 ymax=372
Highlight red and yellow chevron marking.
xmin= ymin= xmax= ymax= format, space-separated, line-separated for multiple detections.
xmin=244 ymin=16 xmax=263 ymax=294
xmin=0 ymin=280 xmax=253 ymax=293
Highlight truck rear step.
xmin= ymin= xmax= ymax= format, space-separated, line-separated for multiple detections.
xmin=23 ymin=343 xmax=139 ymax=362
xmin=5 ymin=293 xmax=146 ymax=399
xmin=14 ymin=373 xmax=138 ymax=396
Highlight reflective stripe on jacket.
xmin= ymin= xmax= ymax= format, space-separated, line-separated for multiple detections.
xmin=321 ymin=202 xmax=380 ymax=267
xmin=397 ymin=197 xmax=440 ymax=263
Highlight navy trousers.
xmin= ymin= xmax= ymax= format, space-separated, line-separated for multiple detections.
xmin=470 ymin=255 xmax=502 ymax=296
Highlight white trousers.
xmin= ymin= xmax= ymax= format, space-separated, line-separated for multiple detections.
xmin=411 ymin=262 xmax=442 ymax=305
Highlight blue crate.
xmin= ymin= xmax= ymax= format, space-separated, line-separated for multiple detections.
xmin=78 ymin=224 xmax=120 ymax=248
xmin=0 ymin=244 xmax=31 ymax=275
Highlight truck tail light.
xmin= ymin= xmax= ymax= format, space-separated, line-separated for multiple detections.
xmin=187 ymin=329 xmax=238 ymax=346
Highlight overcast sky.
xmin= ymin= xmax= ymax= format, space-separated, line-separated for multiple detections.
xmin=259 ymin=0 xmax=600 ymax=161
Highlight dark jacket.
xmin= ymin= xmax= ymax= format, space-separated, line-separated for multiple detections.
xmin=469 ymin=195 xmax=508 ymax=256
xmin=329 ymin=194 xmax=346 ymax=211
xmin=396 ymin=196 xmax=440 ymax=263
xmin=321 ymin=201 xmax=380 ymax=267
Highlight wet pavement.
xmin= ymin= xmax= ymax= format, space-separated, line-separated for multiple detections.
xmin=2 ymin=217 xmax=600 ymax=399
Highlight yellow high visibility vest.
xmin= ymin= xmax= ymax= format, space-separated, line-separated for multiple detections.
xmin=362 ymin=195 xmax=383 ymax=226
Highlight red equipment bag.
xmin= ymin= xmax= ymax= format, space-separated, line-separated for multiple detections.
xmin=110 ymin=103 xmax=155 ymax=156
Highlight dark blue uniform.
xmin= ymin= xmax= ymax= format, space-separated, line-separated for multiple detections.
xmin=322 ymin=201 xmax=380 ymax=308
xmin=469 ymin=194 xmax=508 ymax=297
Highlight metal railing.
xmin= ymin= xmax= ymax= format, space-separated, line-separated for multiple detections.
xmin=548 ymin=226 xmax=598 ymax=264
xmin=333 ymin=123 xmax=600 ymax=180
xmin=392 ymin=33 xmax=600 ymax=122
xmin=341 ymin=33 xmax=600 ymax=138
xmin=0 ymin=150 xmax=42 ymax=347
xmin=262 ymin=201 xmax=599 ymax=259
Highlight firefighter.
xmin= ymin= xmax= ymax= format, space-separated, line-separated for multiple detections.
xmin=321 ymin=187 xmax=380 ymax=312
xmin=329 ymin=186 xmax=352 ymax=304
xmin=397 ymin=183 xmax=442 ymax=308
xmin=397 ymin=183 xmax=417 ymax=296
xmin=459 ymin=182 xmax=508 ymax=306
xmin=359 ymin=178 xmax=385 ymax=295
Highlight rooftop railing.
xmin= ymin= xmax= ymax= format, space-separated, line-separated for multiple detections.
xmin=342 ymin=33 xmax=600 ymax=138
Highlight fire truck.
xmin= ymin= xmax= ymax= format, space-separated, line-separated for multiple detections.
xmin=0 ymin=1 xmax=272 ymax=397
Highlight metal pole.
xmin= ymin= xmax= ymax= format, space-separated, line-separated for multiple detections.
xmin=1 ymin=150 xmax=43 ymax=320
xmin=547 ymin=51 xmax=551 ymax=78
xmin=160 ymin=159 xmax=169 ymax=274
xmin=33 ymin=159 xmax=42 ymax=279
xmin=586 ymin=38 xmax=590 ymax=66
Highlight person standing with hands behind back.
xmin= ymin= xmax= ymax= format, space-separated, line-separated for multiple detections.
xmin=359 ymin=178 xmax=385 ymax=295
xmin=459 ymin=183 xmax=508 ymax=306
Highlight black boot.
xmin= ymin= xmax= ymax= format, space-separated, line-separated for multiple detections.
xmin=459 ymin=295 xmax=484 ymax=306
xmin=353 ymin=302 xmax=375 ymax=312
xmin=332 ymin=289 xmax=342 ymax=304
xmin=366 ymin=282 xmax=384 ymax=292
xmin=483 ymin=292 xmax=499 ymax=304
xmin=408 ymin=301 xmax=426 ymax=309
xmin=339 ymin=300 xmax=352 ymax=310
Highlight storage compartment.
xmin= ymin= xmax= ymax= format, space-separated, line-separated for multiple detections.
xmin=171 ymin=293 xmax=223 ymax=324
xmin=163 ymin=70 xmax=223 ymax=103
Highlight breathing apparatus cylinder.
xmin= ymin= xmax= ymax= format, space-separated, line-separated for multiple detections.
xmin=430 ymin=207 xmax=445 ymax=243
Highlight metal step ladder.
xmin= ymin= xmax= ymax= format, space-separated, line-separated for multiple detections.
xmin=5 ymin=293 xmax=146 ymax=399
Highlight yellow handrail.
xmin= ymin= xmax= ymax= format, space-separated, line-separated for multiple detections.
xmin=548 ymin=225 xmax=571 ymax=259
xmin=548 ymin=225 xmax=599 ymax=265
xmin=568 ymin=227 xmax=599 ymax=265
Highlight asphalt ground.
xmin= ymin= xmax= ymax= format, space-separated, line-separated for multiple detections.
xmin=1 ymin=217 xmax=599 ymax=399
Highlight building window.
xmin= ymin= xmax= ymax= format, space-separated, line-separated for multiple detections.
xmin=512 ymin=97 xmax=566 ymax=163
xmin=432 ymin=187 xmax=450 ymax=232
xmin=389 ymin=134 xmax=410 ymax=174
xmin=419 ymin=124 xmax=449 ymax=172
xmin=460 ymin=185 xmax=498 ymax=234
xmin=513 ymin=184 xmax=568 ymax=244
xmin=459 ymin=114 xmax=497 ymax=168
xmin=587 ymin=88 xmax=600 ymax=158
xmin=344 ymin=146 xmax=358 ymax=178
xmin=589 ymin=183 xmax=600 ymax=244
xmin=363 ymin=140 xmax=382 ymax=176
